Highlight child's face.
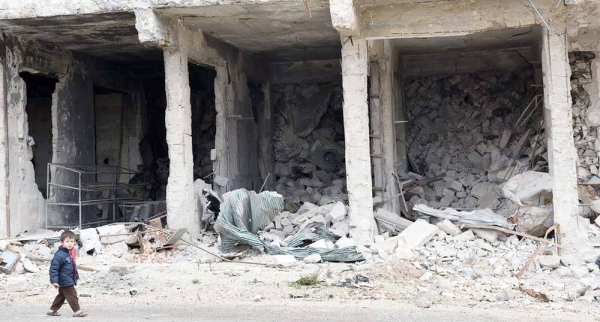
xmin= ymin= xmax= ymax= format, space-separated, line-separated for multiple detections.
xmin=62 ymin=237 xmax=75 ymax=250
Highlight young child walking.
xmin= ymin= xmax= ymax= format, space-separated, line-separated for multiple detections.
xmin=47 ymin=230 xmax=87 ymax=317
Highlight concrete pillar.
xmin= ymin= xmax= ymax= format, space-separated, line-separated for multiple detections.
xmin=380 ymin=40 xmax=399 ymax=214
xmin=541 ymin=30 xmax=587 ymax=254
xmin=0 ymin=59 xmax=8 ymax=238
xmin=163 ymin=49 xmax=199 ymax=239
xmin=341 ymin=36 xmax=375 ymax=245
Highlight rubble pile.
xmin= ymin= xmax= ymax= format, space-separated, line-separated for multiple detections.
xmin=403 ymin=69 xmax=547 ymax=216
xmin=365 ymin=217 xmax=600 ymax=303
xmin=272 ymin=84 xmax=348 ymax=207
xmin=570 ymin=52 xmax=599 ymax=183
xmin=260 ymin=201 xmax=351 ymax=248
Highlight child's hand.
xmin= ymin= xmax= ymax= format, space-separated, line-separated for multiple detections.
xmin=51 ymin=283 xmax=59 ymax=288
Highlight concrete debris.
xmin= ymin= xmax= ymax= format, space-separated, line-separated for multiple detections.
xmin=273 ymin=84 xmax=347 ymax=208
xmin=0 ymin=240 xmax=9 ymax=251
xmin=570 ymin=53 xmax=600 ymax=183
xmin=396 ymin=219 xmax=443 ymax=250
xmin=80 ymin=228 xmax=103 ymax=255
xmin=538 ymin=255 xmax=561 ymax=269
xmin=0 ymin=251 xmax=20 ymax=274
xmin=436 ymin=219 xmax=462 ymax=236
xmin=472 ymin=228 xmax=499 ymax=243
xmin=413 ymin=204 xmax=514 ymax=229
xmin=272 ymin=255 xmax=297 ymax=268
xmin=405 ymin=70 xmax=545 ymax=218
xmin=303 ymin=253 xmax=322 ymax=264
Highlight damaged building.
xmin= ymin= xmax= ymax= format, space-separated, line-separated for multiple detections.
xmin=0 ymin=0 xmax=600 ymax=259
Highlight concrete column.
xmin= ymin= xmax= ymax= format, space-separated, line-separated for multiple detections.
xmin=341 ymin=36 xmax=375 ymax=245
xmin=163 ymin=49 xmax=199 ymax=239
xmin=0 ymin=59 xmax=8 ymax=238
xmin=541 ymin=30 xmax=587 ymax=254
xmin=380 ymin=40 xmax=399 ymax=214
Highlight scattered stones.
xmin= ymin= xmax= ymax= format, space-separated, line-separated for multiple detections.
xmin=109 ymin=265 xmax=136 ymax=275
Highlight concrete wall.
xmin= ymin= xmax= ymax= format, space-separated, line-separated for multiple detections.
xmin=3 ymin=44 xmax=46 ymax=234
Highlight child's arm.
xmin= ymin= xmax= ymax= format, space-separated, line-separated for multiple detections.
xmin=49 ymin=255 xmax=62 ymax=286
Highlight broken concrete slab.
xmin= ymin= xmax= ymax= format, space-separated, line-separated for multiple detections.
xmin=329 ymin=202 xmax=347 ymax=222
xmin=397 ymin=219 xmax=442 ymax=250
xmin=453 ymin=230 xmax=475 ymax=242
xmin=436 ymin=219 xmax=462 ymax=236
xmin=303 ymin=253 xmax=322 ymax=263
xmin=0 ymin=251 xmax=21 ymax=274
xmin=272 ymin=255 xmax=297 ymax=268
xmin=335 ymin=236 xmax=355 ymax=248
xmin=472 ymin=228 xmax=499 ymax=243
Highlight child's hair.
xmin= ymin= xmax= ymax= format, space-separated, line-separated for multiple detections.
xmin=60 ymin=230 xmax=76 ymax=242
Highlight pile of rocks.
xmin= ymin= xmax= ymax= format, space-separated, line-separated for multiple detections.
xmin=260 ymin=201 xmax=351 ymax=249
xmin=364 ymin=217 xmax=600 ymax=303
xmin=403 ymin=69 xmax=547 ymax=215
xmin=272 ymin=84 xmax=348 ymax=206
xmin=570 ymin=52 xmax=600 ymax=183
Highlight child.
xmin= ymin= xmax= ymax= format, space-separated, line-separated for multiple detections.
xmin=47 ymin=230 xmax=87 ymax=317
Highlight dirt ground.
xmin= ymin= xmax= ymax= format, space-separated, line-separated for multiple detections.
xmin=1 ymin=251 xmax=599 ymax=321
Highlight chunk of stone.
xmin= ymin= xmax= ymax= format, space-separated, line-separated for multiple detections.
xmin=330 ymin=221 xmax=350 ymax=237
xmin=21 ymin=258 xmax=39 ymax=273
xmin=0 ymin=240 xmax=9 ymax=251
xmin=500 ymin=129 xmax=512 ymax=149
xmin=436 ymin=219 xmax=462 ymax=236
xmin=449 ymin=181 xmax=463 ymax=192
xmin=335 ymin=236 xmax=356 ymax=248
xmin=453 ymin=230 xmax=475 ymax=242
xmin=395 ymin=248 xmax=417 ymax=260
xmin=273 ymin=255 xmax=297 ymax=267
xmin=571 ymin=265 xmax=589 ymax=278
xmin=329 ymin=202 xmax=347 ymax=222
xmin=468 ymin=152 xmax=482 ymax=166
xmin=397 ymin=219 xmax=442 ymax=250
xmin=303 ymin=253 xmax=322 ymax=263
xmin=538 ymin=255 xmax=561 ymax=269
xmin=473 ymin=229 xmax=498 ymax=243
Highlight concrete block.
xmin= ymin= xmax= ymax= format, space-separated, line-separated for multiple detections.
xmin=538 ymin=255 xmax=561 ymax=269
xmin=272 ymin=255 xmax=297 ymax=267
xmin=571 ymin=265 xmax=589 ymax=278
xmin=0 ymin=251 xmax=20 ymax=274
xmin=397 ymin=219 xmax=441 ymax=250
xmin=303 ymin=253 xmax=322 ymax=263
xmin=453 ymin=230 xmax=475 ymax=242
xmin=329 ymin=202 xmax=347 ymax=222
xmin=449 ymin=181 xmax=463 ymax=192
xmin=442 ymin=188 xmax=455 ymax=197
xmin=440 ymin=196 xmax=455 ymax=207
xmin=335 ymin=236 xmax=356 ymax=248
xmin=436 ymin=219 xmax=462 ymax=236
xmin=330 ymin=221 xmax=350 ymax=237
xmin=468 ymin=152 xmax=482 ymax=166
xmin=473 ymin=228 xmax=498 ymax=243
xmin=0 ymin=240 xmax=9 ymax=251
